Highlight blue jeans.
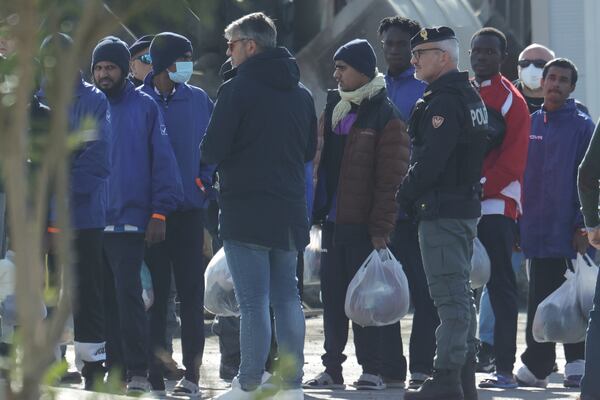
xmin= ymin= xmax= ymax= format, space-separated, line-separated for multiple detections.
xmin=223 ymin=240 xmax=305 ymax=391
xmin=478 ymin=251 xmax=523 ymax=345
xmin=581 ymin=264 xmax=600 ymax=396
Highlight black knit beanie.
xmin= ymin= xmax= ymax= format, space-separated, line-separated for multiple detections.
xmin=91 ymin=36 xmax=130 ymax=75
xmin=333 ymin=39 xmax=377 ymax=79
xmin=150 ymin=32 xmax=192 ymax=74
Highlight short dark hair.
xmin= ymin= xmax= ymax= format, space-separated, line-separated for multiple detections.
xmin=471 ymin=27 xmax=507 ymax=54
xmin=542 ymin=57 xmax=578 ymax=84
xmin=378 ymin=16 xmax=421 ymax=37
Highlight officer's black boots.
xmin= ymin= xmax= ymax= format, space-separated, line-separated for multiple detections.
xmin=461 ymin=357 xmax=478 ymax=400
xmin=404 ymin=369 xmax=464 ymax=400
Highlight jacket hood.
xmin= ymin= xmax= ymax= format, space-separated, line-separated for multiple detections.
xmin=237 ymin=47 xmax=300 ymax=90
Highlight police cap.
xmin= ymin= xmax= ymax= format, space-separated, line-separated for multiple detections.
xmin=411 ymin=26 xmax=456 ymax=49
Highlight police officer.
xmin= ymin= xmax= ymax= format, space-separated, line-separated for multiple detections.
xmin=398 ymin=27 xmax=487 ymax=400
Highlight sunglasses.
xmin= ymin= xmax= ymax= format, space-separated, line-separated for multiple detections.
xmin=135 ymin=53 xmax=152 ymax=65
xmin=518 ymin=59 xmax=546 ymax=69
xmin=227 ymin=38 xmax=251 ymax=51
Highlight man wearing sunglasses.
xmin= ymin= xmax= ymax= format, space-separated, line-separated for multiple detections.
xmin=202 ymin=12 xmax=316 ymax=400
xmin=398 ymin=26 xmax=488 ymax=400
xmin=514 ymin=44 xmax=555 ymax=113
xmin=129 ymin=35 xmax=154 ymax=87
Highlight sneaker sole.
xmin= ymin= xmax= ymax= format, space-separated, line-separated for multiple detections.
xmin=516 ymin=377 xmax=547 ymax=388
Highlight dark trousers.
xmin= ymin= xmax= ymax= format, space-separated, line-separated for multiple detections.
xmin=72 ymin=229 xmax=106 ymax=375
xmin=146 ymin=209 xmax=205 ymax=384
xmin=478 ymin=215 xmax=518 ymax=373
xmin=48 ymin=229 xmax=106 ymax=373
xmin=320 ymin=222 xmax=381 ymax=379
xmin=521 ymin=257 xmax=585 ymax=379
xmin=103 ymin=233 xmax=148 ymax=379
xmin=387 ymin=220 xmax=438 ymax=378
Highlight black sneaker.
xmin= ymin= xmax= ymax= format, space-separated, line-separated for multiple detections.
xmin=476 ymin=342 xmax=495 ymax=373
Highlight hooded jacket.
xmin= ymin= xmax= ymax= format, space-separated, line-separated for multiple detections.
xmin=201 ymin=47 xmax=317 ymax=251
xmin=141 ymin=73 xmax=214 ymax=211
xmin=105 ymin=80 xmax=183 ymax=229
xmin=520 ymin=99 xmax=594 ymax=258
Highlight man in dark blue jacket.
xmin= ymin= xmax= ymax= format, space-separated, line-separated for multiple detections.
xmin=90 ymin=36 xmax=183 ymax=395
xmin=201 ymin=12 xmax=316 ymax=400
xmin=517 ymin=58 xmax=593 ymax=389
xmin=39 ymin=33 xmax=112 ymax=390
xmin=141 ymin=32 xmax=214 ymax=397
xmin=377 ymin=16 xmax=437 ymax=390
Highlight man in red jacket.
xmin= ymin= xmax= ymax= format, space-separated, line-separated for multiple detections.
xmin=469 ymin=27 xmax=530 ymax=389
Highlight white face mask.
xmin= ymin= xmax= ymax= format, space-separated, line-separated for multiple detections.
xmin=519 ymin=65 xmax=544 ymax=90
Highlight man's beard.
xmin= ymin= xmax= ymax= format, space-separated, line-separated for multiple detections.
xmin=97 ymin=76 xmax=126 ymax=98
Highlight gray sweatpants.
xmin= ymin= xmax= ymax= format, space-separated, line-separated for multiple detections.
xmin=418 ymin=218 xmax=478 ymax=370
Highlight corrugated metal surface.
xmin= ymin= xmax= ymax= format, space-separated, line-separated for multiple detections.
xmin=296 ymin=0 xmax=482 ymax=112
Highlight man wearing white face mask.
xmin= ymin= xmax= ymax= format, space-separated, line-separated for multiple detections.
xmin=141 ymin=32 xmax=215 ymax=397
xmin=515 ymin=44 xmax=590 ymax=115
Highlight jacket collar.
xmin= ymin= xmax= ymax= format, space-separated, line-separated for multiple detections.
xmin=386 ymin=66 xmax=416 ymax=81
xmin=424 ymin=70 xmax=467 ymax=98
xmin=472 ymin=73 xmax=502 ymax=89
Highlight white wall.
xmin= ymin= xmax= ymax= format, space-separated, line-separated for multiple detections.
xmin=531 ymin=0 xmax=600 ymax=120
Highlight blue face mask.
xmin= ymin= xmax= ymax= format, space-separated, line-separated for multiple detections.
xmin=168 ymin=61 xmax=193 ymax=83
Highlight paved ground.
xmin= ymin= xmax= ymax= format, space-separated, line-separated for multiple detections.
xmin=51 ymin=311 xmax=582 ymax=399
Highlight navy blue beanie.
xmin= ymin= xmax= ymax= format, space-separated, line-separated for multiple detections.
xmin=333 ymin=39 xmax=377 ymax=79
xmin=91 ymin=36 xmax=130 ymax=75
xmin=129 ymin=34 xmax=154 ymax=57
xmin=150 ymin=32 xmax=192 ymax=74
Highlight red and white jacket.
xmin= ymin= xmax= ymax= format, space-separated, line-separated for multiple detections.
xmin=474 ymin=74 xmax=530 ymax=220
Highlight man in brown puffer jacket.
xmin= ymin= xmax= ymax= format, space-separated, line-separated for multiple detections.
xmin=303 ymin=38 xmax=410 ymax=391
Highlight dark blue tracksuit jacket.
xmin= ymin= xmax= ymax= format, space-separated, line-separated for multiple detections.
xmin=106 ymin=80 xmax=183 ymax=229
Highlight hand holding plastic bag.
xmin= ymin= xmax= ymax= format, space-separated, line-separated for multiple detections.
xmin=533 ymin=266 xmax=588 ymax=344
xmin=344 ymin=248 xmax=410 ymax=327
xmin=471 ymin=238 xmax=491 ymax=289
xmin=204 ymin=248 xmax=240 ymax=317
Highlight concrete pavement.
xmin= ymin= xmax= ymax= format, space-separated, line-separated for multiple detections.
xmin=50 ymin=311 xmax=583 ymax=399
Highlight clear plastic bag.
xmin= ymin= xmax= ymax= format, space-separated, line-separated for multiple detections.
xmin=303 ymin=226 xmax=323 ymax=285
xmin=204 ymin=248 xmax=240 ymax=317
xmin=533 ymin=267 xmax=588 ymax=344
xmin=344 ymin=248 xmax=410 ymax=327
xmin=470 ymin=238 xmax=491 ymax=289
xmin=574 ymin=253 xmax=599 ymax=318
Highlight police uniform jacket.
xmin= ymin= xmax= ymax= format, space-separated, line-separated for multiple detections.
xmin=397 ymin=70 xmax=488 ymax=220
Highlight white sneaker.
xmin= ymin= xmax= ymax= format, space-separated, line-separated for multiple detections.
xmin=213 ymin=378 xmax=259 ymax=400
xmin=515 ymin=365 xmax=549 ymax=388
xmin=126 ymin=376 xmax=151 ymax=395
xmin=272 ymin=388 xmax=304 ymax=400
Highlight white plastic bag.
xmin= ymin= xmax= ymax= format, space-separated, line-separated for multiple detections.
xmin=303 ymin=226 xmax=323 ymax=285
xmin=344 ymin=248 xmax=410 ymax=327
xmin=533 ymin=268 xmax=588 ymax=343
xmin=204 ymin=248 xmax=240 ymax=317
xmin=574 ymin=253 xmax=599 ymax=318
xmin=0 ymin=251 xmax=16 ymax=302
xmin=470 ymin=238 xmax=491 ymax=289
